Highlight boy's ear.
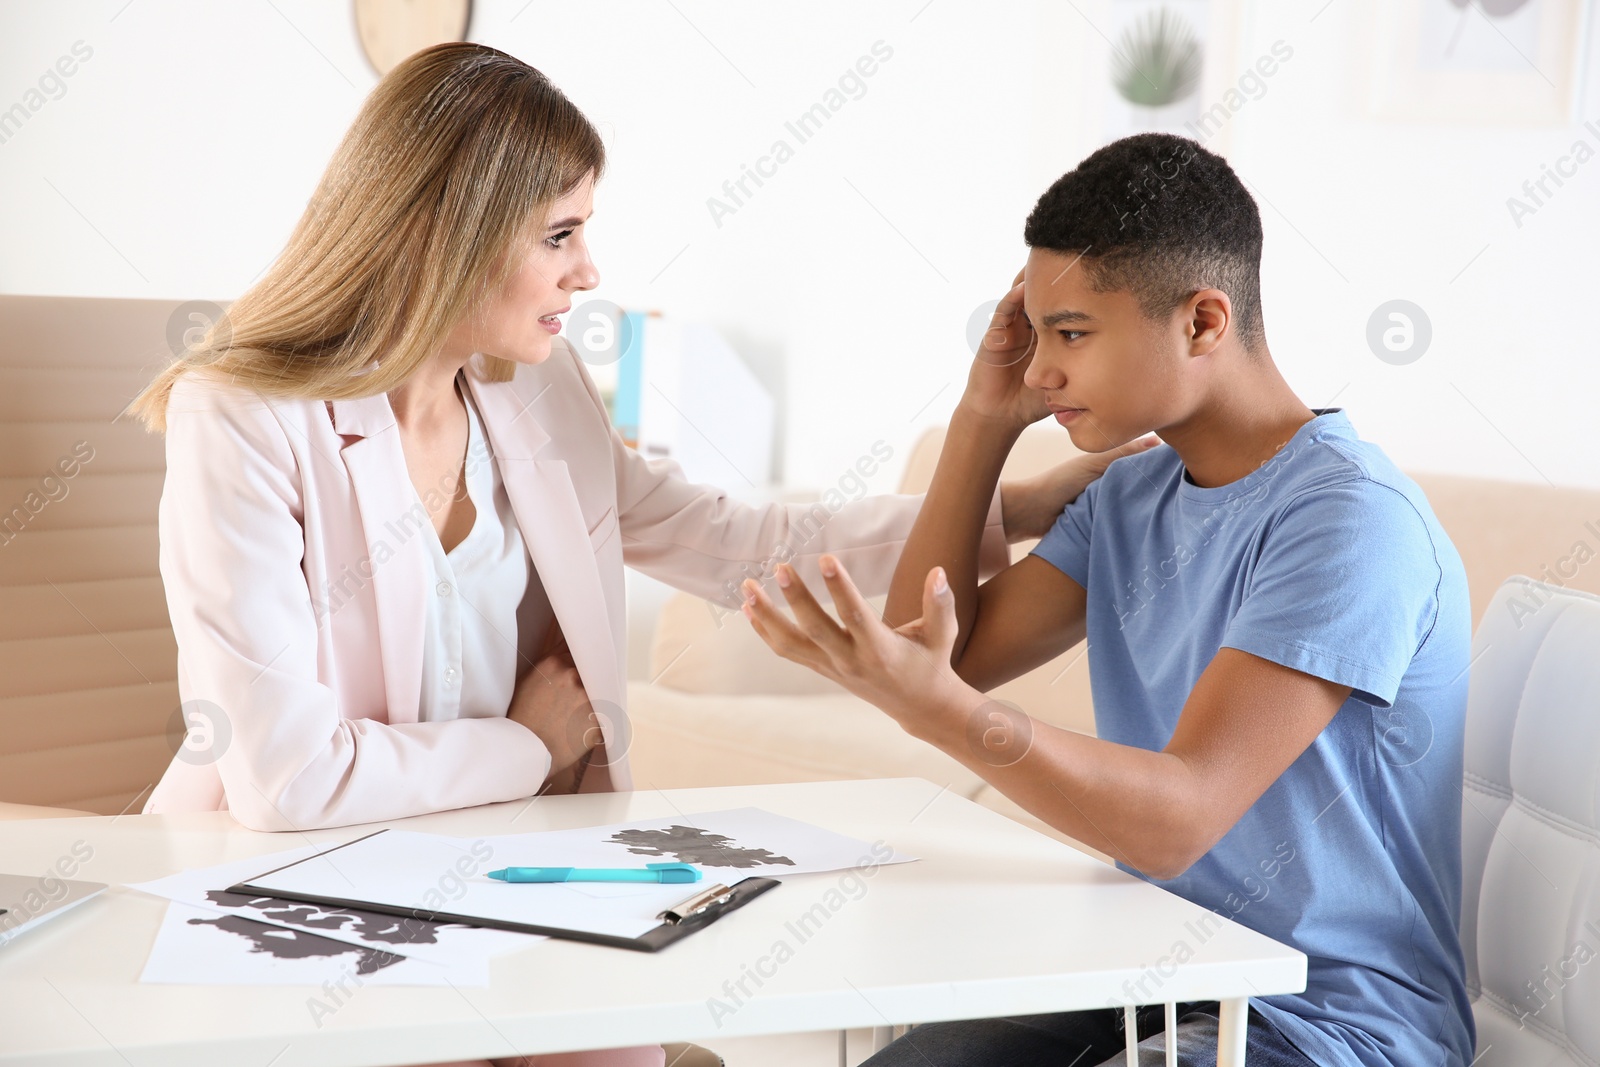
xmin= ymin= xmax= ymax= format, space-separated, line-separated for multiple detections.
xmin=1186 ymin=288 xmax=1232 ymax=355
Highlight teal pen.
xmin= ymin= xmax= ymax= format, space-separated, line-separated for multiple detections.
xmin=486 ymin=862 xmax=702 ymax=884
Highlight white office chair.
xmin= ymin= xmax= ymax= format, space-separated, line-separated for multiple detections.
xmin=1461 ymin=575 xmax=1600 ymax=1065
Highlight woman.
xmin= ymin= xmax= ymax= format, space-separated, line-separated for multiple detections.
xmin=127 ymin=42 xmax=1129 ymax=1067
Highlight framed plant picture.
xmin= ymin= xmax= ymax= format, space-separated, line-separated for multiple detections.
xmin=1101 ymin=0 xmax=1253 ymax=154
xmin=1360 ymin=0 xmax=1592 ymax=125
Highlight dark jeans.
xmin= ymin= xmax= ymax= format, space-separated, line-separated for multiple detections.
xmin=861 ymin=1001 xmax=1316 ymax=1066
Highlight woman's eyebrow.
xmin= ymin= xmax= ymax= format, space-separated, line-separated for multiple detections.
xmin=546 ymin=213 xmax=592 ymax=230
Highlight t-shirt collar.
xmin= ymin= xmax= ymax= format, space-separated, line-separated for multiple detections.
xmin=1176 ymin=407 xmax=1350 ymax=504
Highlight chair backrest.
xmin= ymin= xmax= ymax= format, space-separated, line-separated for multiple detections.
xmin=1461 ymin=576 xmax=1600 ymax=1064
xmin=0 ymin=294 xmax=191 ymax=814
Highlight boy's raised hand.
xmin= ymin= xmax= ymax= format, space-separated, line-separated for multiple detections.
xmin=962 ymin=269 xmax=1052 ymax=430
xmin=741 ymin=556 xmax=977 ymax=740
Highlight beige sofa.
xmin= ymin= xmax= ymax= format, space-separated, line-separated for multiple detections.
xmin=4 ymin=292 xmax=1599 ymax=833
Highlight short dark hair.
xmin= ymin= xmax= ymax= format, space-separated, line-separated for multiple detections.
xmin=1023 ymin=133 xmax=1265 ymax=353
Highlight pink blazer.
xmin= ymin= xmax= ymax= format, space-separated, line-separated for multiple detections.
xmin=142 ymin=338 xmax=1011 ymax=831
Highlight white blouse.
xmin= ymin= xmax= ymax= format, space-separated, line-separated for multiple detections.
xmin=415 ymin=372 xmax=554 ymax=723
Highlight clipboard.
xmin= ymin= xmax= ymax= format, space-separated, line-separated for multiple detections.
xmin=227 ymin=829 xmax=781 ymax=953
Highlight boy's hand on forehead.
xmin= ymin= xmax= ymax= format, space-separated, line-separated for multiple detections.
xmin=960 ymin=266 xmax=1052 ymax=431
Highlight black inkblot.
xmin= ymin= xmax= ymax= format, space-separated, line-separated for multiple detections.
xmin=203 ymin=890 xmax=471 ymax=947
xmin=608 ymin=825 xmax=796 ymax=868
xmin=185 ymin=913 xmax=406 ymax=975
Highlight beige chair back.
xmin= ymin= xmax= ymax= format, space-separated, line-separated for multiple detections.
xmin=0 ymin=294 xmax=189 ymax=814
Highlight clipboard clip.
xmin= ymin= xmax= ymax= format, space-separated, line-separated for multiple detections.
xmin=659 ymin=883 xmax=735 ymax=924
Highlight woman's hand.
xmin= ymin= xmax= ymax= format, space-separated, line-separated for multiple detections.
xmin=505 ymin=624 xmax=598 ymax=794
xmin=999 ymin=435 xmax=1161 ymax=543
xmin=740 ymin=556 xmax=981 ymax=745
xmin=960 ymin=268 xmax=1051 ymax=431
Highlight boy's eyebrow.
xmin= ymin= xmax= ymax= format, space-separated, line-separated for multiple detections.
xmin=1040 ymin=308 xmax=1096 ymax=326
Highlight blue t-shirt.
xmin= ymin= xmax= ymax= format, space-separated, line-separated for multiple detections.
xmin=1030 ymin=408 xmax=1475 ymax=1067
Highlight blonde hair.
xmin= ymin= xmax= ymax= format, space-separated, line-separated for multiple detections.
xmin=127 ymin=42 xmax=605 ymax=433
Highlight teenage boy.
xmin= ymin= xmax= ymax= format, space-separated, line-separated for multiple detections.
xmin=739 ymin=133 xmax=1474 ymax=1066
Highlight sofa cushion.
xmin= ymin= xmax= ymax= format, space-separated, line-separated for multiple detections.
xmin=1407 ymin=472 xmax=1600 ymax=625
xmin=624 ymin=680 xmax=1110 ymax=860
xmin=646 ymin=589 xmax=851 ymax=698
xmin=645 ymin=583 xmax=1098 ymax=737
xmin=624 ymin=680 xmax=989 ymax=796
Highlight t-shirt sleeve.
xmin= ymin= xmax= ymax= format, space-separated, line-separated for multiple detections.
xmin=1220 ymin=479 xmax=1443 ymax=709
xmin=1027 ymin=474 xmax=1099 ymax=589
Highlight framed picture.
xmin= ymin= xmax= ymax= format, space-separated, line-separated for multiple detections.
xmin=1101 ymin=0 xmax=1253 ymax=155
xmin=1361 ymin=0 xmax=1592 ymax=125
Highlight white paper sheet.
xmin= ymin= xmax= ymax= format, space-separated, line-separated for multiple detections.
xmin=239 ymin=807 xmax=914 ymax=941
xmin=468 ymin=807 xmax=914 ymax=878
xmin=125 ymin=846 xmax=546 ymax=967
xmin=139 ymin=900 xmax=489 ymax=987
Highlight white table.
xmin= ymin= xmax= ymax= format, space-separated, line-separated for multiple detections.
xmin=0 ymin=778 xmax=1305 ymax=1066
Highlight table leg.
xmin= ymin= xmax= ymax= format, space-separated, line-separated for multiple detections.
xmin=1124 ymin=1006 xmax=1139 ymax=1065
xmin=1165 ymin=1001 xmax=1178 ymax=1067
xmin=871 ymin=1025 xmax=895 ymax=1052
xmin=1216 ymin=997 xmax=1249 ymax=1067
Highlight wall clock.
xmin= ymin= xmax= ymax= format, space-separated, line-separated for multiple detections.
xmin=354 ymin=0 xmax=474 ymax=76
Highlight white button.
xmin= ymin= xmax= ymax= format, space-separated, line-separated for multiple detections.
xmin=436 ymin=581 xmax=451 ymax=597
xmin=445 ymin=666 xmax=459 ymax=686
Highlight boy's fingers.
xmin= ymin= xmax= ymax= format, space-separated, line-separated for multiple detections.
xmin=920 ymin=566 xmax=958 ymax=659
xmin=990 ymin=282 xmax=1029 ymax=337
xmin=769 ymin=565 xmax=851 ymax=657
xmin=742 ymin=578 xmax=836 ymax=669
xmin=743 ymin=592 xmax=815 ymax=666
xmin=994 ymin=278 xmax=1025 ymax=314
xmin=746 ymin=608 xmax=840 ymax=686
xmin=814 ymin=556 xmax=878 ymax=637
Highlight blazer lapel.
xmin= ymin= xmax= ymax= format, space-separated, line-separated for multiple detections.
xmin=464 ymin=366 xmax=626 ymax=783
xmin=330 ymin=392 xmax=428 ymax=726
xmin=326 ymin=364 xmax=625 ymax=779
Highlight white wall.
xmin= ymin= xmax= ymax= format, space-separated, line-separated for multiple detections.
xmin=1223 ymin=0 xmax=1600 ymax=491
xmin=2 ymin=0 xmax=1596 ymax=493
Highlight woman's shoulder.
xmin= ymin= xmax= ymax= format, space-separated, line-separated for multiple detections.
xmin=165 ymin=365 xmax=326 ymax=417
xmin=161 ymin=366 xmax=330 ymax=454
